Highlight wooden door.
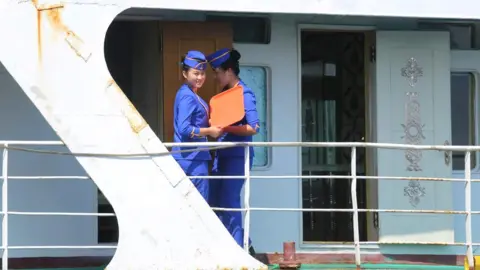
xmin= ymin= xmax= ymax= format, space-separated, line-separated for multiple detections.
xmin=162 ymin=22 xmax=233 ymax=143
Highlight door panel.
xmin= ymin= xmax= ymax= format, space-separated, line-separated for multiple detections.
xmin=375 ymin=31 xmax=453 ymax=243
xmin=162 ymin=22 xmax=233 ymax=143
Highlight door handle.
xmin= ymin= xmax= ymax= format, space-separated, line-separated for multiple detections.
xmin=444 ymin=140 xmax=451 ymax=166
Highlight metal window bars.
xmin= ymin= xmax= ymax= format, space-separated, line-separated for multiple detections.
xmin=0 ymin=140 xmax=478 ymax=269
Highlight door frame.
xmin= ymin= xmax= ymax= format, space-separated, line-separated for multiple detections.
xmin=157 ymin=22 xmax=164 ymax=139
xmin=450 ymin=50 xmax=480 ymax=245
xmin=296 ymin=24 xmax=378 ymax=249
xmin=450 ymin=50 xmax=480 ymax=173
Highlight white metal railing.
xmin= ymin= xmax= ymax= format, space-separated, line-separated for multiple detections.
xmin=0 ymin=140 xmax=479 ymax=269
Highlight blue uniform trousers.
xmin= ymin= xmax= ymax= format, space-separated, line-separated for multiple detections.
xmin=209 ymin=155 xmax=253 ymax=247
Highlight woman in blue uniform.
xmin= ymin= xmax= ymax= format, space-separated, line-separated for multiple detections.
xmin=172 ymin=50 xmax=223 ymax=202
xmin=206 ymin=48 xmax=260 ymax=254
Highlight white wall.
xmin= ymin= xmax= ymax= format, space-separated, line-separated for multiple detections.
xmin=236 ymin=15 xmax=301 ymax=253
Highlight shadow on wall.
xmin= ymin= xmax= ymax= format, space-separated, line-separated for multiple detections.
xmin=0 ymin=61 xmax=98 ymax=258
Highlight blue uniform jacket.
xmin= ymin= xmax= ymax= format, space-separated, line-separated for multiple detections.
xmin=217 ymin=80 xmax=260 ymax=157
xmin=172 ymin=84 xmax=211 ymax=161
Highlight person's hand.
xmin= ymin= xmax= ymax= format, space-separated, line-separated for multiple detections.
xmin=208 ymin=126 xmax=223 ymax=138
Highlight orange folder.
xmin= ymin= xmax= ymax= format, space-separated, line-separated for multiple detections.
xmin=209 ymin=85 xmax=245 ymax=127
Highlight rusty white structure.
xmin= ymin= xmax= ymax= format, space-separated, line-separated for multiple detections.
xmin=0 ymin=1 xmax=266 ymax=269
xmin=1 ymin=0 xmax=480 ymax=269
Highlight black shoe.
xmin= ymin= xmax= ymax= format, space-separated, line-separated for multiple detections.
xmin=249 ymin=245 xmax=256 ymax=256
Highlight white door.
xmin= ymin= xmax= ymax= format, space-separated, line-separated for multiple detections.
xmin=376 ymin=31 xmax=454 ymax=243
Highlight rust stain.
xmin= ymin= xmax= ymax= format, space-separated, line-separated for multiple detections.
xmin=45 ymin=7 xmax=67 ymax=33
xmin=32 ymin=1 xmax=90 ymax=62
xmin=106 ymin=78 xmax=148 ymax=134
xmin=37 ymin=11 xmax=42 ymax=62
xmin=37 ymin=3 xmax=64 ymax=11
xmin=32 ymin=0 xmax=42 ymax=63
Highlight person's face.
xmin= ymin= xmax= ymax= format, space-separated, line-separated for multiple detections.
xmin=213 ymin=67 xmax=233 ymax=88
xmin=182 ymin=68 xmax=206 ymax=89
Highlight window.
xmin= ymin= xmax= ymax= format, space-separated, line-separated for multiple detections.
xmin=206 ymin=15 xmax=271 ymax=44
xmin=240 ymin=66 xmax=269 ymax=167
xmin=451 ymin=72 xmax=477 ymax=170
xmin=418 ymin=22 xmax=476 ymax=50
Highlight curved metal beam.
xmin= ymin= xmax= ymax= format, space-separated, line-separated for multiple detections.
xmin=0 ymin=1 xmax=265 ymax=269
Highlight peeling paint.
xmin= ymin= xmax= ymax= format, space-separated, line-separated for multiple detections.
xmin=65 ymin=30 xmax=92 ymax=61
xmin=106 ymin=78 xmax=148 ymax=134
xmin=32 ymin=0 xmax=91 ymax=62
xmin=1 ymin=2 xmax=266 ymax=268
xmin=30 ymin=85 xmax=68 ymax=136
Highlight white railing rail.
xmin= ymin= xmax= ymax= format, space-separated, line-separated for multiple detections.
xmin=0 ymin=140 xmax=478 ymax=269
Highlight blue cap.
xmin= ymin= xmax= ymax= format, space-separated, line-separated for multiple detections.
xmin=206 ymin=48 xmax=231 ymax=69
xmin=182 ymin=51 xmax=207 ymax=71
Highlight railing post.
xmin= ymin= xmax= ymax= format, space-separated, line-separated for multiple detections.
xmin=465 ymin=151 xmax=474 ymax=268
xmin=350 ymin=146 xmax=361 ymax=267
xmin=243 ymin=145 xmax=251 ymax=252
xmin=2 ymin=145 xmax=8 ymax=270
